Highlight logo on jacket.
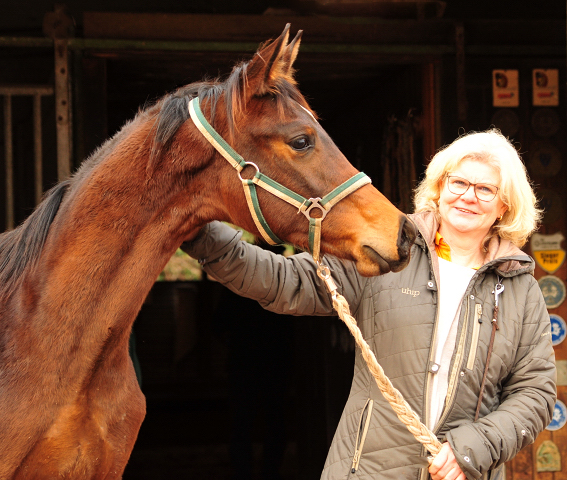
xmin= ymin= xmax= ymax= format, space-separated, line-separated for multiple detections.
xmin=401 ymin=288 xmax=420 ymax=297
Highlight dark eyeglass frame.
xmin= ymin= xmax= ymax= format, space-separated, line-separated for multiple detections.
xmin=445 ymin=175 xmax=499 ymax=202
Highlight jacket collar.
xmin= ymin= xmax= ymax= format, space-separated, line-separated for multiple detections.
xmin=409 ymin=211 xmax=534 ymax=275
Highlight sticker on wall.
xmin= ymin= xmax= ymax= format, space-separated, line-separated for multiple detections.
xmin=536 ymin=440 xmax=561 ymax=472
xmin=547 ymin=399 xmax=567 ymax=431
xmin=490 ymin=109 xmax=520 ymax=138
xmin=550 ymin=314 xmax=567 ymax=346
xmin=492 ymin=70 xmax=519 ymax=107
xmin=527 ymin=143 xmax=563 ymax=177
xmin=538 ymin=275 xmax=566 ymax=310
xmin=557 ymin=360 xmax=567 ymax=386
xmin=531 ymin=232 xmax=565 ymax=274
xmin=531 ymin=108 xmax=561 ymax=137
xmin=533 ymin=69 xmax=559 ymax=107
xmin=538 ymin=189 xmax=564 ymax=225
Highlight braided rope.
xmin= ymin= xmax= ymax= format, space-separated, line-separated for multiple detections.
xmin=317 ymin=264 xmax=442 ymax=456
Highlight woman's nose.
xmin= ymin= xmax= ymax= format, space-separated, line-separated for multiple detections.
xmin=461 ymin=184 xmax=478 ymax=201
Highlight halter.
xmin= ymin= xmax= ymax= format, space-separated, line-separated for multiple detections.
xmin=188 ymin=97 xmax=371 ymax=262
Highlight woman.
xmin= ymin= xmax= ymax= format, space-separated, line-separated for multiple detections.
xmin=182 ymin=129 xmax=556 ymax=480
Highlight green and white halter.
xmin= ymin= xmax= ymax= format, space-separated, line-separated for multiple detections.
xmin=188 ymin=97 xmax=371 ymax=262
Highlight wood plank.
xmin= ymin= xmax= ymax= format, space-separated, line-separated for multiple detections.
xmin=83 ymin=12 xmax=455 ymax=45
xmin=508 ymin=444 xmax=533 ymax=480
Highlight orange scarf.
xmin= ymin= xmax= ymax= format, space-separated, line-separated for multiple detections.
xmin=435 ymin=231 xmax=452 ymax=261
xmin=435 ymin=231 xmax=480 ymax=269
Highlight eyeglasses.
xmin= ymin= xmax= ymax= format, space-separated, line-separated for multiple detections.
xmin=446 ymin=175 xmax=499 ymax=202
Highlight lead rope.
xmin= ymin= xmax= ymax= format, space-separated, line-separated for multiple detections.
xmin=316 ymin=261 xmax=443 ymax=457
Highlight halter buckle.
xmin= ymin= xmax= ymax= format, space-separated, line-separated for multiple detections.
xmin=302 ymin=198 xmax=328 ymax=221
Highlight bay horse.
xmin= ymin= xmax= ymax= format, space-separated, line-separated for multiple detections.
xmin=0 ymin=25 xmax=415 ymax=479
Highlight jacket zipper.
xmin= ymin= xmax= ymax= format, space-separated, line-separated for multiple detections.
xmin=434 ymin=299 xmax=470 ymax=433
xmin=466 ymin=303 xmax=483 ymax=370
xmin=423 ymin=248 xmax=441 ymax=431
xmin=348 ymin=398 xmax=374 ymax=476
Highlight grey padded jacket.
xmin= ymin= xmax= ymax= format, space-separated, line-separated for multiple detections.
xmin=182 ymin=211 xmax=556 ymax=480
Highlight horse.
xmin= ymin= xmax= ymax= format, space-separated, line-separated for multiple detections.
xmin=0 ymin=25 xmax=416 ymax=479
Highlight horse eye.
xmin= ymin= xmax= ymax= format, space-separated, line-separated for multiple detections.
xmin=289 ymin=136 xmax=311 ymax=151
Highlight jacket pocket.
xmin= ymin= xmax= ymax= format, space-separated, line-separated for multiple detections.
xmin=348 ymin=398 xmax=374 ymax=477
xmin=466 ymin=304 xmax=483 ymax=370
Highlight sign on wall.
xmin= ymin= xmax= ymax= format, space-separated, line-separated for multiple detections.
xmin=533 ymin=69 xmax=559 ymax=106
xmin=547 ymin=399 xmax=567 ymax=431
xmin=550 ymin=314 xmax=567 ymax=346
xmin=492 ymin=69 xmax=519 ymax=107
xmin=538 ymin=275 xmax=566 ymax=310
xmin=531 ymin=232 xmax=566 ymax=274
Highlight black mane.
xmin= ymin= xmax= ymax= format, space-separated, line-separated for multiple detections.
xmin=0 ymin=180 xmax=70 ymax=299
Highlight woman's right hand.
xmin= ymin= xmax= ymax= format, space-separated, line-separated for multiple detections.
xmin=429 ymin=443 xmax=466 ymax=480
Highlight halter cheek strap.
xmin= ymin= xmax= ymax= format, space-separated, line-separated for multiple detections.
xmin=188 ymin=97 xmax=370 ymax=262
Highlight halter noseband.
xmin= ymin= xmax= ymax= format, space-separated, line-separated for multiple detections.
xmin=188 ymin=97 xmax=371 ymax=262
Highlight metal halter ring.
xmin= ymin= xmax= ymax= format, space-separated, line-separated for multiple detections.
xmin=302 ymin=197 xmax=328 ymax=221
xmin=238 ymin=161 xmax=260 ymax=182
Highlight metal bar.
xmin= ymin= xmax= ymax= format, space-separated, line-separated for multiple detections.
xmin=0 ymin=35 xmax=562 ymax=56
xmin=0 ymin=37 xmax=52 ymax=48
xmin=33 ymin=94 xmax=43 ymax=204
xmin=0 ymin=85 xmax=54 ymax=96
xmin=68 ymin=38 xmax=457 ymax=55
xmin=4 ymin=95 xmax=14 ymax=230
xmin=54 ymin=38 xmax=72 ymax=181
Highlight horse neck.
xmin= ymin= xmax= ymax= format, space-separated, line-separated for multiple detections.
xmin=31 ymin=116 xmax=217 ymax=329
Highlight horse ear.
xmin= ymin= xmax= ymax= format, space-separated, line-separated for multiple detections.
xmin=244 ymin=24 xmax=295 ymax=98
xmin=281 ymin=29 xmax=302 ymax=76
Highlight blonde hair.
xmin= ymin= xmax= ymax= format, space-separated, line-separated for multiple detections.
xmin=413 ymin=129 xmax=541 ymax=247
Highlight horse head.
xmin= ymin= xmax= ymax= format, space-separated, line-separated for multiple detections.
xmin=162 ymin=24 xmax=415 ymax=276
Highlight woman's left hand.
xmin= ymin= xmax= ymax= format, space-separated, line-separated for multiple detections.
xmin=429 ymin=442 xmax=466 ymax=480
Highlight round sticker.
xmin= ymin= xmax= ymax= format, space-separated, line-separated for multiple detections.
xmin=531 ymin=108 xmax=561 ymax=137
xmin=538 ymin=275 xmax=566 ymax=309
xmin=527 ymin=143 xmax=563 ymax=177
xmin=550 ymin=314 xmax=567 ymax=346
xmin=547 ymin=399 xmax=567 ymax=431
xmin=491 ymin=109 xmax=520 ymax=138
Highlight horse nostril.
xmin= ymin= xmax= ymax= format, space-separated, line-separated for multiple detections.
xmin=397 ymin=216 xmax=417 ymax=257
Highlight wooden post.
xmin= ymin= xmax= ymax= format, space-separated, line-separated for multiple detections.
xmin=43 ymin=4 xmax=75 ymax=181
xmin=3 ymin=95 xmax=13 ymax=230
xmin=455 ymin=22 xmax=467 ymax=129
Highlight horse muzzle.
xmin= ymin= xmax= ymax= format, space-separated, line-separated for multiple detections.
xmin=361 ymin=215 xmax=416 ymax=275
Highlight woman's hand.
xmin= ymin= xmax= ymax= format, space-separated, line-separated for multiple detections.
xmin=429 ymin=442 xmax=466 ymax=480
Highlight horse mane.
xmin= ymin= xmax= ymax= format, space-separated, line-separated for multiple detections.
xmin=0 ymin=180 xmax=70 ymax=299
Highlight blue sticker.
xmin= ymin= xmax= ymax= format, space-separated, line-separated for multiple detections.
xmin=550 ymin=314 xmax=567 ymax=346
xmin=547 ymin=400 xmax=567 ymax=431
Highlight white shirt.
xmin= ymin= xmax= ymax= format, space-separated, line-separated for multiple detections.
xmin=428 ymin=257 xmax=475 ymax=429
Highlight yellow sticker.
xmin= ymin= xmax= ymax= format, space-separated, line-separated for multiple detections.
xmin=531 ymin=233 xmax=565 ymax=274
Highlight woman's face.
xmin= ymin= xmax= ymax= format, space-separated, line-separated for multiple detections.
xmin=438 ymin=158 xmax=508 ymax=240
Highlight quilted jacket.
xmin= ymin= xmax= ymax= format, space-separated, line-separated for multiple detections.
xmin=182 ymin=211 xmax=556 ymax=480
